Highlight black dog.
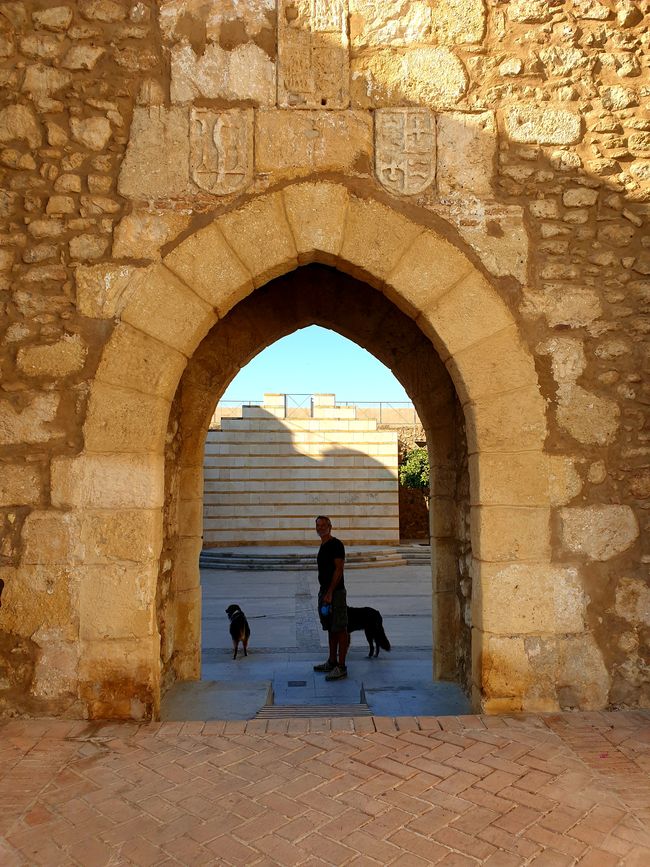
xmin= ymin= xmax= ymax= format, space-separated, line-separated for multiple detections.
xmin=225 ymin=604 xmax=250 ymax=659
xmin=347 ymin=606 xmax=391 ymax=658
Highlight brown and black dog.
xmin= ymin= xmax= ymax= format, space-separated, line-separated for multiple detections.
xmin=225 ymin=604 xmax=250 ymax=659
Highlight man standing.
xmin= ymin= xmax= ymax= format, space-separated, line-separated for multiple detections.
xmin=313 ymin=515 xmax=349 ymax=680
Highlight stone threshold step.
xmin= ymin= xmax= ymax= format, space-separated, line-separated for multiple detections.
xmin=199 ymin=560 xmax=409 ymax=572
xmin=255 ymin=704 xmax=373 ymax=718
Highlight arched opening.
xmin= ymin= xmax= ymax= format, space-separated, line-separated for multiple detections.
xmin=159 ymin=266 xmax=472 ymax=709
xmin=54 ymin=184 xmax=551 ymax=720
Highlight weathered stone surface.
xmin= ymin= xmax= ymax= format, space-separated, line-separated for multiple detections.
xmin=437 ymin=111 xmax=496 ymax=200
xmin=0 ymin=464 xmax=42 ymax=506
xmin=217 ymin=194 xmax=298 ymax=288
xmin=79 ymin=0 xmax=126 ymax=22
xmin=350 ymin=0 xmax=485 ymax=48
xmin=70 ymin=117 xmax=112 ymax=151
xmin=118 ymin=107 xmax=190 ymax=198
xmin=75 ymin=263 xmax=139 ymax=318
xmin=467 ymin=385 xmax=547 ymax=453
xmin=21 ymin=511 xmax=82 ymax=565
xmin=120 ymin=264 xmax=216 ymax=356
xmin=508 ymin=0 xmax=554 ymax=22
xmin=189 ymin=108 xmax=254 ymax=195
xmin=558 ymin=635 xmax=610 ymax=710
xmin=3 ymin=565 xmax=78 ymax=641
xmin=523 ymin=286 xmax=602 ymax=328
xmin=548 ymin=456 xmax=583 ymax=506
xmin=448 ymin=326 xmax=539 ymax=405
xmin=79 ymin=563 xmax=156 ymax=641
xmin=159 ymin=0 xmax=274 ymax=45
xmin=112 ymin=210 xmax=191 ymax=260
xmin=164 ymin=223 xmax=253 ymax=316
xmin=471 ymin=506 xmax=551 ymax=562
xmin=563 ymin=187 xmax=598 ymax=207
xmin=84 ymin=383 xmax=170 ymax=453
xmin=256 ymin=110 xmax=372 ymax=180
xmin=282 ymin=182 xmax=350 ymax=263
xmin=22 ymin=64 xmax=72 ymax=99
xmin=278 ymin=0 xmax=349 ymax=109
xmin=171 ymin=43 xmax=275 ymax=105
xmin=476 ymin=563 xmax=585 ymax=634
xmin=20 ymin=33 xmax=65 ymax=61
xmin=454 ymin=205 xmax=528 ymax=283
xmin=537 ymin=337 xmax=586 ymax=384
xmin=0 ymin=104 xmax=42 ymax=148
xmin=33 ymin=6 xmax=73 ymax=31
xmin=427 ymin=270 xmax=514 ymax=360
xmin=51 ymin=454 xmax=165 ymax=509
xmin=557 ymin=384 xmax=620 ymax=446
xmin=61 ymin=45 xmax=105 ymax=70
xmin=561 ymin=505 xmax=639 ymax=561
xmin=601 ymin=85 xmax=636 ymax=111
xmin=16 ymin=333 xmax=87 ymax=378
xmin=469 ymin=452 xmax=549 ymax=506
xmin=351 ymin=47 xmax=468 ymax=110
xmin=0 ymin=393 xmax=61 ymax=445
xmin=69 ymin=233 xmax=109 ymax=261
xmin=340 ymin=196 xmax=422 ymax=287
xmin=96 ymin=323 xmax=186 ymax=401
xmin=615 ymin=577 xmax=650 ymax=626
xmin=476 ymin=632 xmax=531 ymax=700
xmin=504 ymin=106 xmax=582 ymax=144
xmin=375 ymin=108 xmax=435 ymax=195
xmin=79 ymin=510 xmax=163 ymax=565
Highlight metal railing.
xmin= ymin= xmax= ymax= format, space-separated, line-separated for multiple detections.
xmin=214 ymin=396 xmax=421 ymax=426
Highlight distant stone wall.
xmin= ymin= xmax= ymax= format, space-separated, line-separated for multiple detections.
xmin=203 ymin=395 xmax=399 ymax=546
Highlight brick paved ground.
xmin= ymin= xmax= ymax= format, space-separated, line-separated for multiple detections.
xmin=1 ymin=711 xmax=649 ymax=866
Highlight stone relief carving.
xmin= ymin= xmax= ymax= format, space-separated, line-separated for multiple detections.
xmin=189 ymin=108 xmax=254 ymax=195
xmin=278 ymin=0 xmax=349 ymax=109
xmin=374 ymin=108 xmax=436 ymax=195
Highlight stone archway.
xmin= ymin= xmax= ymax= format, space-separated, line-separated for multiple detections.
xmin=160 ymin=265 xmax=466 ymax=697
xmin=51 ymin=183 xmax=555 ymax=719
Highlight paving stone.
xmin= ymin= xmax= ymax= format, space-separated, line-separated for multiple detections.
xmin=0 ymin=713 xmax=648 ymax=864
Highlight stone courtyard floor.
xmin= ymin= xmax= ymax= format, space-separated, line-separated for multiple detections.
xmin=1 ymin=710 xmax=649 ymax=866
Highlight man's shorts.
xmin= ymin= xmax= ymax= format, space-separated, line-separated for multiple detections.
xmin=318 ymin=587 xmax=347 ymax=632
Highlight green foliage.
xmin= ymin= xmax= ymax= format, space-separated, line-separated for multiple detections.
xmin=399 ymin=447 xmax=430 ymax=492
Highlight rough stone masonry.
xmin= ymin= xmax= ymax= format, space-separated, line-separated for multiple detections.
xmin=0 ymin=0 xmax=648 ymax=720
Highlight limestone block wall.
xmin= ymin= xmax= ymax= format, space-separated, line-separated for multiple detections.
xmin=203 ymin=396 xmax=399 ymax=546
xmin=0 ymin=0 xmax=648 ymax=719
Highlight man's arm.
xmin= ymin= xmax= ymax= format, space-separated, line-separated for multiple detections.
xmin=324 ymin=558 xmax=345 ymax=603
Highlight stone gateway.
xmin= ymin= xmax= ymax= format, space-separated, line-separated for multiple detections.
xmin=0 ymin=0 xmax=647 ymax=720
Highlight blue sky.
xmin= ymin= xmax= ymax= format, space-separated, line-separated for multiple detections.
xmin=221 ymin=326 xmax=411 ymax=403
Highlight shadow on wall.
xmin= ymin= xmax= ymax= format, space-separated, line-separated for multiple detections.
xmin=202 ymin=404 xmax=401 ymax=547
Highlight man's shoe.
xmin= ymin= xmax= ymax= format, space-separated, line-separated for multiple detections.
xmin=313 ymin=660 xmax=336 ymax=672
xmin=325 ymin=665 xmax=348 ymax=681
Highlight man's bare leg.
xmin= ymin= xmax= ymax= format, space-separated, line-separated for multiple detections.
xmin=328 ymin=631 xmax=338 ymax=665
xmin=335 ymin=630 xmax=349 ymax=668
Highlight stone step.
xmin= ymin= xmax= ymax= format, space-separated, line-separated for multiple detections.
xmin=255 ymin=704 xmax=373 ymax=718
xmin=199 ymin=545 xmax=431 ymax=571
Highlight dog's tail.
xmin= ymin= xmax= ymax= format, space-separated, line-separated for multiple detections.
xmin=376 ymin=617 xmax=391 ymax=652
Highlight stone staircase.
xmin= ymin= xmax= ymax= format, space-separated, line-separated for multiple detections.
xmin=200 ymin=544 xmax=431 ymax=571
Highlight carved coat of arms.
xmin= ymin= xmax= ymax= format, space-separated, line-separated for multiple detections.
xmin=375 ymin=108 xmax=436 ymax=195
xmin=190 ymin=108 xmax=253 ymax=195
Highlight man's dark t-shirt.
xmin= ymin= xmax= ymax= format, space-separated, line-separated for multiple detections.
xmin=317 ymin=537 xmax=345 ymax=591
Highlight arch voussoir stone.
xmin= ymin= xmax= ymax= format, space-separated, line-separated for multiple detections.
xmin=163 ymin=222 xmax=254 ymax=317
xmin=282 ymin=182 xmax=350 ymax=264
xmin=216 ymin=192 xmax=298 ymax=288
xmin=338 ymin=196 xmax=424 ymax=289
